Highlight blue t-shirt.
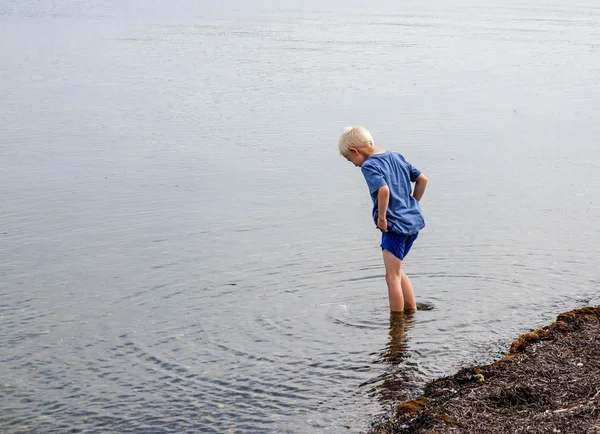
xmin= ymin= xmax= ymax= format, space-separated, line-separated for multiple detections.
xmin=361 ymin=151 xmax=425 ymax=235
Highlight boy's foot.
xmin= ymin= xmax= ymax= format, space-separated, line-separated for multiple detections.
xmin=416 ymin=302 xmax=434 ymax=311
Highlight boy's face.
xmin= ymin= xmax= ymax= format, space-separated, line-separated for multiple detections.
xmin=345 ymin=148 xmax=366 ymax=167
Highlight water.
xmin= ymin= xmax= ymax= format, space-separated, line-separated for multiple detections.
xmin=2 ymin=0 xmax=600 ymax=432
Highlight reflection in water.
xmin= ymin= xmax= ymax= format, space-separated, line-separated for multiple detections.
xmin=363 ymin=313 xmax=420 ymax=406
xmin=379 ymin=312 xmax=413 ymax=366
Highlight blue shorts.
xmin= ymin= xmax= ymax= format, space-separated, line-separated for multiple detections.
xmin=381 ymin=231 xmax=419 ymax=260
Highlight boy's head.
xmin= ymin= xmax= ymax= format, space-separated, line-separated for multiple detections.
xmin=338 ymin=126 xmax=375 ymax=167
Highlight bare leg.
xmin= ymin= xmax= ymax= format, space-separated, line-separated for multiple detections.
xmin=382 ymin=249 xmax=404 ymax=312
xmin=401 ymin=271 xmax=417 ymax=312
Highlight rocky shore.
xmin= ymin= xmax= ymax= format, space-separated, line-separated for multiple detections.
xmin=368 ymin=306 xmax=600 ymax=434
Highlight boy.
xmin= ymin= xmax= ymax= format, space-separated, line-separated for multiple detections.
xmin=339 ymin=126 xmax=428 ymax=312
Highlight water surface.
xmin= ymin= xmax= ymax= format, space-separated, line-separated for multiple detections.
xmin=2 ymin=0 xmax=600 ymax=432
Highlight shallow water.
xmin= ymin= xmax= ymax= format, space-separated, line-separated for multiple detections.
xmin=1 ymin=0 xmax=600 ymax=432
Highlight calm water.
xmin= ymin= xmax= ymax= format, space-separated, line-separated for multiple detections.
xmin=2 ymin=0 xmax=600 ymax=432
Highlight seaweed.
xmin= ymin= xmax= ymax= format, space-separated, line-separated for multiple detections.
xmin=367 ymin=306 xmax=600 ymax=434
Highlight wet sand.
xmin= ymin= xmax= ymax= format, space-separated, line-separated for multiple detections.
xmin=368 ymin=306 xmax=600 ymax=434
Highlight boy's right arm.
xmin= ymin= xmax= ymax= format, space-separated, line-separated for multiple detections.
xmin=413 ymin=173 xmax=428 ymax=202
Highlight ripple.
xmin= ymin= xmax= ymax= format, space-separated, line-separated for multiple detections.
xmin=326 ymin=304 xmax=385 ymax=330
xmin=2 ymin=1 xmax=600 ymax=432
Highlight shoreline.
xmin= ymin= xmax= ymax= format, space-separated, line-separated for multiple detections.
xmin=367 ymin=306 xmax=600 ymax=433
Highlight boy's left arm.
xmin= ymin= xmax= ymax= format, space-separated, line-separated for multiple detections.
xmin=413 ymin=173 xmax=428 ymax=202
xmin=377 ymin=185 xmax=390 ymax=232
xmin=361 ymin=163 xmax=389 ymax=231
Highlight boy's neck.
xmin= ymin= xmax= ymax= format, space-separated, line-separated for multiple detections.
xmin=362 ymin=145 xmax=386 ymax=157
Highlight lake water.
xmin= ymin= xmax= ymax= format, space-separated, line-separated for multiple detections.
xmin=2 ymin=0 xmax=600 ymax=432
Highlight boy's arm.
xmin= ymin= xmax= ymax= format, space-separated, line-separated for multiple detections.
xmin=377 ymin=185 xmax=390 ymax=232
xmin=413 ymin=173 xmax=428 ymax=202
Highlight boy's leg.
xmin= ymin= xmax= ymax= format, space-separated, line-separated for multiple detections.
xmin=401 ymin=271 xmax=417 ymax=311
xmin=382 ymin=249 xmax=404 ymax=312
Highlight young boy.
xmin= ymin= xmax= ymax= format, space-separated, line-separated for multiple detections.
xmin=339 ymin=126 xmax=428 ymax=312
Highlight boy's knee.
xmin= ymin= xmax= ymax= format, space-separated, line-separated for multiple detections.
xmin=385 ymin=271 xmax=401 ymax=282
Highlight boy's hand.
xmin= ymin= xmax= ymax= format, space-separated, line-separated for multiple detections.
xmin=377 ymin=217 xmax=388 ymax=232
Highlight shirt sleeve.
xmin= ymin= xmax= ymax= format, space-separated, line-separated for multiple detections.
xmin=407 ymin=161 xmax=422 ymax=182
xmin=361 ymin=163 xmax=387 ymax=194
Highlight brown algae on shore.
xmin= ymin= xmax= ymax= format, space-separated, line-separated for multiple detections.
xmin=396 ymin=398 xmax=429 ymax=416
xmin=509 ymin=306 xmax=600 ymax=353
xmin=368 ymin=306 xmax=600 ymax=434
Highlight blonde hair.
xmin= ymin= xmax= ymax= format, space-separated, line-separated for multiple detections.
xmin=338 ymin=126 xmax=374 ymax=156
